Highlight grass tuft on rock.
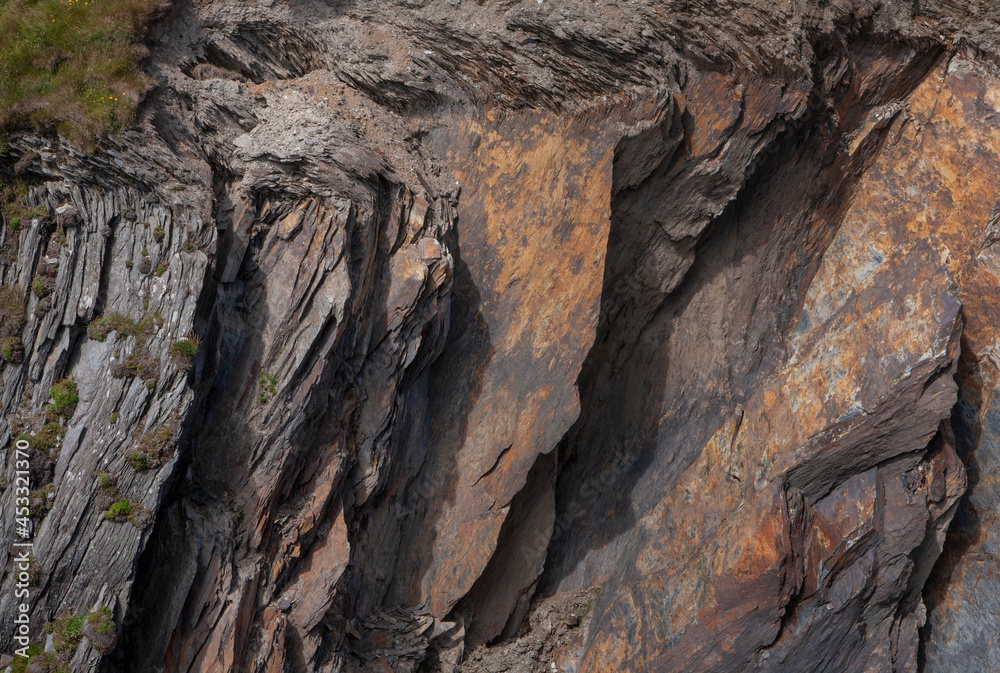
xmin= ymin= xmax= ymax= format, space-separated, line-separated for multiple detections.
xmin=111 ymin=347 xmax=157 ymax=381
xmin=168 ymin=336 xmax=198 ymax=361
xmin=258 ymin=372 xmax=277 ymax=403
xmin=126 ymin=424 xmax=173 ymax=470
xmin=86 ymin=311 xmax=154 ymax=342
xmin=95 ymin=471 xmax=117 ymax=494
xmin=28 ymin=482 xmax=55 ymax=518
xmin=26 ymin=420 xmax=65 ymax=452
xmin=1 ymin=335 xmax=23 ymax=362
xmin=0 ymin=284 xmax=26 ymax=339
xmin=9 ymin=643 xmax=43 ymax=673
xmin=49 ymin=377 xmax=78 ymax=414
xmin=44 ymin=608 xmax=85 ymax=652
xmin=102 ymin=497 xmax=130 ymax=520
xmin=84 ymin=606 xmax=116 ymax=652
xmin=32 ymin=274 xmax=51 ymax=298
xmin=101 ymin=493 xmax=148 ymax=529
xmin=0 ymin=177 xmax=45 ymax=234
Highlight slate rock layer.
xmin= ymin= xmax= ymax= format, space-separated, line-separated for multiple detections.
xmin=0 ymin=0 xmax=999 ymax=672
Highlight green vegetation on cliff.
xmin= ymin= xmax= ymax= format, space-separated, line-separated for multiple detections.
xmin=0 ymin=0 xmax=167 ymax=148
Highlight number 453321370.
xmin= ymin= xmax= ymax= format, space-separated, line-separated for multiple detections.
xmin=13 ymin=439 xmax=31 ymax=539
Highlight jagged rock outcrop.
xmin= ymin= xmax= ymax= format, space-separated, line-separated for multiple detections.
xmin=1 ymin=1 xmax=1000 ymax=672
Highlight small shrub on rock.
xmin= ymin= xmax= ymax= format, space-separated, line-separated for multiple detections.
xmin=258 ymin=372 xmax=278 ymax=403
xmin=125 ymin=451 xmax=150 ymax=470
xmin=93 ymin=472 xmax=120 ymax=510
xmin=101 ymin=496 xmax=148 ymax=530
xmin=2 ymin=336 xmax=24 ymax=363
xmin=87 ymin=312 xmax=153 ymax=342
xmin=49 ymin=379 xmax=78 ymax=415
xmin=31 ymin=275 xmax=52 ymax=299
xmin=0 ymin=285 xmax=26 ymax=339
xmin=44 ymin=609 xmax=85 ymax=653
xmin=111 ymin=347 xmax=157 ymax=381
xmin=168 ymin=337 xmax=198 ymax=362
xmin=126 ymin=424 xmax=174 ymax=471
xmin=28 ymin=483 xmax=55 ymax=519
xmin=96 ymin=472 xmax=117 ymax=494
xmin=8 ymin=645 xmax=42 ymax=673
xmin=103 ymin=499 xmax=131 ymax=522
xmin=30 ymin=422 xmax=65 ymax=453
xmin=83 ymin=607 xmax=116 ymax=653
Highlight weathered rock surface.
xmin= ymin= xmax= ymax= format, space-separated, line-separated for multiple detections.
xmin=1 ymin=0 xmax=1000 ymax=672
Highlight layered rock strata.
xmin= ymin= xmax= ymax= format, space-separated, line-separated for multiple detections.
xmin=0 ymin=1 xmax=998 ymax=672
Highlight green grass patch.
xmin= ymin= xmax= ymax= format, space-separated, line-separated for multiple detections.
xmin=0 ymin=284 xmax=26 ymax=340
xmin=101 ymin=497 xmax=147 ymax=528
xmin=0 ymin=177 xmax=45 ymax=234
xmin=258 ymin=372 xmax=277 ymax=403
xmin=32 ymin=274 xmax=51 ymax=298
xmin=0 ymin=0 xmax=169 ymax=149
xmin=84 ymin=605 xmax=116 ymax=652
xmin=28 ymin=482 xmax=54 ymax=518
xmin=102 ymin=497 xmax=130 ymax=520
xmin=95 ymin=471 xmax=117 ymax=494
xmin=126 ymin=424 xmax=171 ymax=470
xmin=124 ymin=451 xmax=149 ymax=469
xmin=10 ymin=643 xmax=43 ymax=673
xmin=88 ymin=606 xmax=113 ymax=635
xmin=49 ymin=377 xmax=77 ymax=414
xmin=168 ymin=336 xmax=197 ymax=360
xmin=87 ymin=311 xmax=154 ymax=342
xmin=44 ymin=608 xmax=85 ymax=652
xmin=28 ymin=420 xmax=65 ymax=452
xmin=2 ymin=335 xmax=23 ymax=362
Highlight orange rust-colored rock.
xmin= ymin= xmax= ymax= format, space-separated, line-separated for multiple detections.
xmin=795 ymin=53 xmax=1000 ymax=673
xmin=579 ymin=240 xmax=962 ymax=672
xmin=535 ymin=44 xmax=977 ymax=673
xmin=390 ymin=108 xmax=617 ymax=619
xmin=20 ymin=1 xmax=1000 ymax=671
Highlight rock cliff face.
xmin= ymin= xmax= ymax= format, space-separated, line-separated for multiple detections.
xmin=1 ymin=0 xmax=1000 ymax=671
